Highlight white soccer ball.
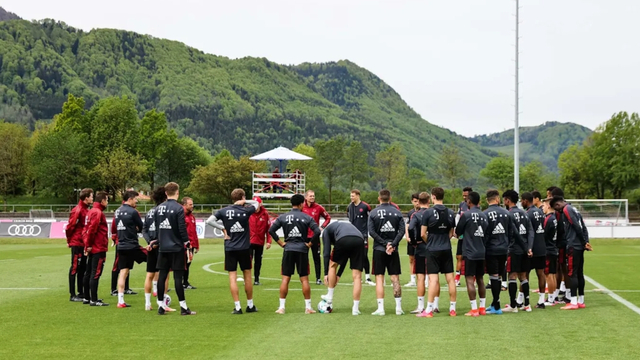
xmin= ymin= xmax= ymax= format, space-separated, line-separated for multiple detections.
xmin=317 ymin=300 xmax=332 ymax=314
xmin=164 ymin=294 xmax=172 ymax=307
xmin=237 ymin=277 xmax=244 ymax=282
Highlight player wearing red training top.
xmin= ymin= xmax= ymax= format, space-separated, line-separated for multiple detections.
xmin=249 ymin=197 xmax=272 ymax=285
xmin=66 ymin=188 xmax=93 ymax=302
xmin=302 ymin=190 xmax=331 ymax=285
xmin=82 ymin=191 xmax=110 ymax=306
xmin=182 ymin=197 xmax=198 ymax=290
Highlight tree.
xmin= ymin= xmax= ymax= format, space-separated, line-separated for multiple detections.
xmin=52 ymin=94 xmax=89 ymax=135
xmin=374 ymin=143 xmax=407 ymax=193
xmin=315 ymin=136 xmax=346 ymax=204
xmin=188 ymin=153 xmax=265 ymax=202
xmin=436 ymin=143 xmax=468 ymax=189
xmin=87 ymin=96 xmax=140 ymax=156
xmin=340 ymin=140 xmax=369 ymax=190
xmin=520 ymin=160 xmax=556 ymax=193
xmin=92 ymin=147 xmax=147 ymax=198
xmin=0 ymin=122 xmax=30 ymax=196
xmin=406 ymin=168 xmax=438 ymax=195
xmin=139 ymin=109 xmax=172 ymax=189
xmin=288 ymin=143 xmax=324 ymax=194
xmin=156 ymin=136 xmax=211 ymax=188
xmin=558 ymin=144 xmax=595 ymax=198
xmin=480 ymin=156 xmax=513 ymax=192
xmin=30 ymin=126 xmax=89 ymax=200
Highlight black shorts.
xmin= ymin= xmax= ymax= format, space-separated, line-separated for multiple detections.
xmin=545 ymin=254 xmax=558 ymax=275
xmin=531 ymin=256 xmax=546 ymax=270
xmin=464 ymin=259 xmax=485 ymax=277
xmin=330 ymin=236 xmax=364 ymax=271
xmin=281 ymin=251 xmax=310 ymax=277
xmin=407 ymin=241 xmax=415 ymax=256
xmin=414 ymin=254 xmax=427 ymax=274
xmin=157 ymin=250 xmax=187 ymax=271
xmin=485 ymin=254 xmax=507 ymax=276
xmin=372 ymin=250 xmax=401 ymax=276
xmin=456 ymin=239 xmax=463 ymax=256
xmin=507 ymin=254 xmax=530 ymax=273
xmin=426 ymin=250 xmax=454 ymax=274
xmin=118 ymin=248 xmax=147 ymax=270
xmin=225 ymin=249 xmax=252 ymax=272
xmin=146 ymin=247 xmax=159 ymax=273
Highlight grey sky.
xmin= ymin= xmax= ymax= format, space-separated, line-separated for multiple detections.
xmin=4 ymin=0 xmax=639 ymax=137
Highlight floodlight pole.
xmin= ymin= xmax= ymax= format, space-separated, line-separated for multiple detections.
xmin=514 ymin=0 xmax=520 ymax=193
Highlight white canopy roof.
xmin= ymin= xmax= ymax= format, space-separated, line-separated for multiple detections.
xmin=250 ymin=146 xmax=312 ymax=161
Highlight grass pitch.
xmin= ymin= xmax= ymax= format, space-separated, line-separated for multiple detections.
xmin=1 ymin=238 xmax=639 ymax=359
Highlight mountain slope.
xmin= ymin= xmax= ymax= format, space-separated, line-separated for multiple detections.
xmin=0 ymin=18 xmax=493 ymax=174
xmin=0 ymin=7 xmax=20 ymax=21
xmin=469 ymin=121 xmax=592 ymax=171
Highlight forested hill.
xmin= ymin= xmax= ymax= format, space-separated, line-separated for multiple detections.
xmin=468 ymin=121 xmax=592 ymax=171
xmin=0 ymin=7 xmax=20 ymax=21
xmin=0 ymin=18 xmax=495 ymax=172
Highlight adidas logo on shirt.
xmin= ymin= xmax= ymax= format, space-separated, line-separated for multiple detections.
xmin=536 ymin=224 xmax=544 ymax=234
xmin=230 ymin=222 xmax=245 ymax=233
xmin=159 ymin=219 xmax=171 ymax=229
xmin=474 ymin=226 xmax=484 ymax=237
xmin=148 ymin=222 xmax=155 ymax=231
xmin=117 ymin=220 xmax=125 ymax=231
xmin=380 ymin=221 xmax=396 ymax=232
xmin=288 ymin=226 xmax=302 ymax=238
xmin=492 ymin=223 xmax=506 ymax=234
xmin=519 ymin=224 xmax=527 ymax=235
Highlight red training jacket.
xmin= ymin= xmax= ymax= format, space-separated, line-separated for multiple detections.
xmin=302 ymin=202 xmax=331 ymax=238
xmin=185 ymin=211 xmax=199 ymax=250
xmin=66 ymin=200 xmax=89 ymax=247
xmin=250 ymin=207 xmax=272 ymax=246
xmin=83 ymin=202 xmax=108 ymax=254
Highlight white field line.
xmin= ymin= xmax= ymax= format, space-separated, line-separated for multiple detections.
xmin=585 ymin=275 xmax=640 ymax=316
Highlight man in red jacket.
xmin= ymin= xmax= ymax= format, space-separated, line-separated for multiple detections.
xmin=303 ymin=190 xmax=331 ymax=285
xmin=66 ymin=188 xmax=93 ymax=302
xmin=249 ymin=196 xmax=272 ymax=285
xmin=82 ymin=191 xmax=110 ymax=306
xmin=183 ymin=197 xmax=199 ymax=289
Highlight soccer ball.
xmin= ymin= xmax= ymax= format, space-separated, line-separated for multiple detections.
xmin=317 ymin=300 xmax=332 ymax=313
xmin=164 ymin=294 xmax=172 ymax=307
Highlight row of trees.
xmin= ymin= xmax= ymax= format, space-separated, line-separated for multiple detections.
xmin=0 ymin=95 xmax=211 ymax=201
xmin=558 ymin=112 xmax=640 ymax=200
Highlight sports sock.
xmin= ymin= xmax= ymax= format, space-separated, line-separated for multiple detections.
xmin=501 ymin=280 xmax=507 ymax=288
xmin=434 ymin=296 xmax=440 ymax=309
xmin=479 ymin=298 xmax=486 ymax=309
xmin=157 ymin=299 xmax=164 ymax=308
xmin=395 ymin=297 xmax=402 ymax=309
xmin=538 ymin=292 xmax=545 ymax=304
xmin=305 ymin=299 xmax=312 ymax=310
xmin=377 ymin=298 xmax=384 ymax=311
xmin=247 ymin=299 xmax=254 ymax=308
xmin=234 ymin=301 xmax=241 ymax=310
xmin=426 ymin=302 xmax=434 ymax=313
xmin=180 ymin=300 xmax=188 ymax=309
xmin=553 ymin=289 xmax=560 ymax=299
xmin=145 ymin=293 xmax=151 ymax=306
xmin=560 ymin=281 xmax=566 ymax=292
xmin=449 ymin=301 xmax=456 ymax=312
xmin=522 ymin=281 xmax=530 ymax=306
xmin=517 ymin=291 xmax=524 ymax=305
xmin=578 ymin=295 xmax=584 ymax=304
xmin=152 ymin=281 xmax=158 ymax=293
xmin=366 ymin=274 xmax=371 ymax=281
xmin=118 ymin=292 xmax=124 ymax=304
xmin=353 ymin=300 xmax=359 ymax=311
xmin=417 ymin=296 xmax=425 ymax=311
xmin=509 ymin=280 xmax=517 ymax=307
xmin=547 ymin=293 xmax=555 ymax=303
xmin=410 ymin=275 xmax=416 ymax=283
xmin=470 ymin=300 xmax=477 ymax=310
xmin=566 ymin=289 xmax=572 ymax=299
xmin=490 ymin=278 xmax=501 ymax=309
xmin=327 ymin=287 xmax=335 ymax=301
xmin=279 ymin=298 xmax=286 ymax=309
xmin=571 ymin=296 xmax=578 ymax=305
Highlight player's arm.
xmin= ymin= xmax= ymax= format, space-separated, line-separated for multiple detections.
xmin=544 ymin=216 xmax=556 ymax=246
xmin=176 ymin=207 xmax=190 ymax=248
xmin=142 ymin=212 xmax=152 ymax=245
xmin=205 ymin=211 xmax=225 ymax=230
xmin=392 ymin=217 xmax=405 ymax=249
xmin=455 ymin=213 xmax=467 ymax=238
xmin=83 ymin=212 xmax=98 ymax=250
xmin=368 ymin=216 xmax=386 ymax=247
xmin=408 ymin=214 xmax=419 ymax=244
xmin=110 ymin=216 xmax=118 ymax=245
xmin=322 ymin=228 xmax=333 ymax=276
xmin=264 ymin=212 xmax=273 ymax=245
xmin=268 ymin=217 xmax=285 ymax=247
xmin=525 ymin=216 xmax=534 ymax=252
xmin=566 ymin=208 xmax=589 ymax=246
xmin=245 ymin=200 xmax=259 ymax=212
xmin=133 ymin=211 xmax=144 ymax=233
xmin=510 ymin=214 xmax=528 ymax=252
xmin=320 ymin=206 xmax=331 ymax=228
xmin=65 ymin=207 xmax=79 ymax=245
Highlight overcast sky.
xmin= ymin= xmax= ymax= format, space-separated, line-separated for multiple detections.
xmin=4 ymin=0 xmax=639 ymax=137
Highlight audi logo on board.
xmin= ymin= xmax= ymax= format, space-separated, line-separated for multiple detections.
xmin=8 ymin=225 xmax=42 ymax=237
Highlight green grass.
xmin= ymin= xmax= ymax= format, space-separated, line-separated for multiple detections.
xmin=1 ymin=239 xmax=639 ymax=359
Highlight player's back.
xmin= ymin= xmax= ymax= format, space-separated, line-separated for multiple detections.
xmin=484 ymin=204 xmax=511 ymax=256
xmin=527 ymin=206 xmax=546 ymax=257
xmin=213 ymin=204 xmax=256 ymax=251
xmin=422 ymin=204 xmax=455 ymax=252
